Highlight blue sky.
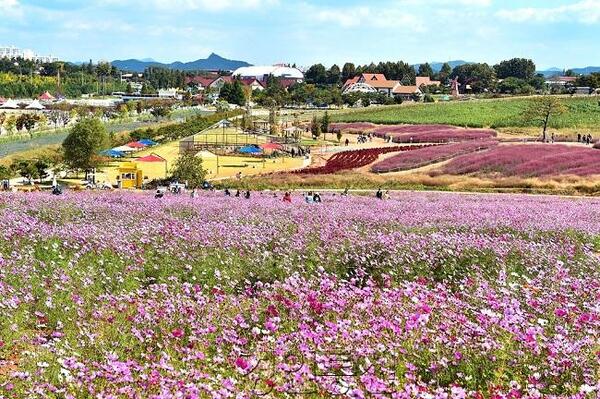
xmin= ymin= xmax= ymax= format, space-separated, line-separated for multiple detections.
xmin=1 ymin=0 xmax=600 ymax=69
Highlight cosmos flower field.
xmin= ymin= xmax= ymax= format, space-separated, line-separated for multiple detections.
xmin=0 ymin=191 xmax=599 ymax=398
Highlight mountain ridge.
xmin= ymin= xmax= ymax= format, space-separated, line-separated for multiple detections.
xmin=111 ymin=53 xmax=251 ymax=72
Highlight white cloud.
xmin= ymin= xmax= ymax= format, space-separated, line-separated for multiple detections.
xmin=0 ymin=0 xmax=22 ymax=17
xmin=99 ymin=0 xmax=278 ymax=12
xmin=497 ymin=0 xmax=600 ymax=24
xmin=312 ymin=4 xmax=425 ymax=31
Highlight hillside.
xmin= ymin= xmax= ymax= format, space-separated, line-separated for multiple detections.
xmin=111 ymin=53 xmax=251 ymax=72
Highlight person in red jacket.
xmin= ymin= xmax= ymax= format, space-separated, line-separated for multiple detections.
xmin=283 ymin=192 xmax=292 ymax=203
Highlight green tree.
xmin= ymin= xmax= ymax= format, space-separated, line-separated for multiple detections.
xmin=327 ymin=64 xmax=341 ymax=85
xmin=310 ymin=115 xmax=321 ymax=139
xmin=438 ymin=62 xmax=452 ymax=84
xmin=0 ymin=165 xmax=12 ymax=181
xmin=305 ymin=64 xmax=327 ymax=85
xmin=62 ymin=118 xmax=109 ymax=173
xmin=140 ymin=82 xmax=155 ymax=95
xmin=220 ymin=79 xmax=245 ymax=106
xmin=522 ymin=96 xmax=567 ymax=142
xmin=170 ymin=152 xmax=207 ymax=189
xmin=320 ymin=111 xmax=330 ymax=139
xmin=451 ymin=63 xmax=496 ymax=93
xmin=494 ymin=58 xmax=536 ymax=80
xmin=16 ymin=113 xmax=40 ymax=137
xmin=341 ymin=63 xmax=356 ymax=82
xmin=418 ymin=63 xmax=434 ymax=77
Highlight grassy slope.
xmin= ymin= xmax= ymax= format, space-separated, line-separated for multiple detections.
xmin=332 ymin=97 xmax=600 ymax=129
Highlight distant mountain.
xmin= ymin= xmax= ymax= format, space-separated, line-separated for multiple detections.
xmin=570 ymin=66 xmax=600 ymax=75
xmin=537 ymin=66 xmax=600 ymax=77
xmin=111 ymin=53 xmax=251 ymax=73
xmin=413 ymin=60 xmax=471 ymax=73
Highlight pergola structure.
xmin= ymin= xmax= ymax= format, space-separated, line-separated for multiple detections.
xmin=179 ymin=118 xmax=301 ymax=155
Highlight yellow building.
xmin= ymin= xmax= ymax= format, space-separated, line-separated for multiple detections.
xmin=114 ymin=154 xmax=168 ymax=189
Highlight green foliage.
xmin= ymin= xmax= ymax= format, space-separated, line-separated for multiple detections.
xmin=341 ymin=63 xmax=356 ymax=82
xmin=150 ymin=105 xmax=172 ymax=119
xmin=451 ymin=63 xmax=496 ymax=93
xmin=0 ymin=58 xmax=126 ymax=98
xmin=170 ymin=152 xmax=207 ymax=189
xmin=144 ymin=67 xmax=186 ymax=89
xmin=129 ymin=110 xmax=243 ymax=142
xmin=497 ymin=77 xmax=536 ymax=95
xmin=418 ymin=63 xmax=434 ymax=78
xmin=494 ymin=58 xmax=536 ymax=80
xmin=62 ymin=118 xmax=109 ymax=171
xmin=320 ymin=111 xmax=330 ymax=133
xmin=310 ymin=115 xmax=321 ymax=139
xmin=576 ymin=72 xmax=600 ymax=89
xmin=0 ymin=165 xmax=11 ymax=180
xmin=305 ymin=63 xmax=327 ymax=85
xmin=220 ymin=79 xmax=246 ymax=106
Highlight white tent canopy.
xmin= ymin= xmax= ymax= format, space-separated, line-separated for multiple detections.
xmin=112 ymin=145 xmax=136 ymax=153
xmin=25 ymin=100 xmax=45 ymax=110
xmin=0 ymin=99 xmax=19 ymax=109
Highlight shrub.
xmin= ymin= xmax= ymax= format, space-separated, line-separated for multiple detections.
xmin=372 ymin=140 xmax=498 ymax=173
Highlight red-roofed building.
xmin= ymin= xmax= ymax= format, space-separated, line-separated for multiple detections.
xmin=392 ymin=85 xmax=422 ymax=100
xmin=416 ymin=76 xmax=441 ymax=88
xmin=342 ymin=73 xmax=401 ymax=97
xmin=185 ymin=76 xmax=218 ymax=91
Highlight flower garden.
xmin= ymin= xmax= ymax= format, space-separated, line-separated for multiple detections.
xmin=372 ymin=141 xmax=498 ymax=173
xmin=0 ymin=191 xmax=599 ymax=398
xmin=439 ymin=144 xmax=600 ymax=177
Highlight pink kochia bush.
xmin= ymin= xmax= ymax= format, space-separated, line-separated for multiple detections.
xmin=372 ymin=140 xmax=499 ymax=173
xmin=0 ymin=191 xmax=599 ymax=398
xmin=370 ymin=124 xmax=497 ymax=143
xmin=440 ymin=143 xmax=600 ymax=177
xmin=328 ymin=122 xmax=379 ymax=134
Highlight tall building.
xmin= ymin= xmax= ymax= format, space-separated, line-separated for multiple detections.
xmin=0 ymin=45 xmax=59 ymax=63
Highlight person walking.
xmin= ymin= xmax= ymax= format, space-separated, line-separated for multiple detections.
xmin=244 ymin=190 xmax=251 ymax=199
xmin=345 ymin=138 xmax=349 ymax=146
xmin=375 ymin=188 xmax=383 ymax=200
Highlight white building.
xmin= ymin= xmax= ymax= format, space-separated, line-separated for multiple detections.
xmin=0 ymin=45 xmax=59 ymax=63
xmin=232 ymin=65 xmax=304 ymax=81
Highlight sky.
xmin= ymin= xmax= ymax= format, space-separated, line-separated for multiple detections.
xmin=1 ymin=0 xmax=600 ymax=69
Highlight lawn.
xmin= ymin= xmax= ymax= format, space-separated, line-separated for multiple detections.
xmin=0 ymin=191 xmax=598 ymax=397
xmin=333 ymin=97 xmax=600 ymax=129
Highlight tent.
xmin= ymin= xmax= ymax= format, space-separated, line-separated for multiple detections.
xmin=38 ymin=91 xmax=55 ymax=101
xmin=112 ymin=145 xmax=136 ymax=153
xmin=0 ymin=99 xmax=18 ymax=109
xmin=100 ymin=149 xmax=125 ymax=158
xmin=238 ymin=145 xmax=262 ymax=154
xmin=136 ymin=154 xmax=165 ymax=162
xmin=137 ymin=139 xmax=157 ymax=146
xmin=215 ymin=119 xmax=233 ymax=128
xmin=126 ymin=141 xmax=147 ymax=149
xmin=260 ymin=143 xmax=283 ymax=150
xmin=25 ymin=100 xmax=45 ymax=110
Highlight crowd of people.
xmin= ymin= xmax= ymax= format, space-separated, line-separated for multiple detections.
xmin=577 ymin=133 xmax=594 ymax=145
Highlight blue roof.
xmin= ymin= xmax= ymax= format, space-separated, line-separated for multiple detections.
xmin=138 ymin=139 xmax=157 ymax=146
xmin=238 ymin=145 xmax=262 ymax=154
